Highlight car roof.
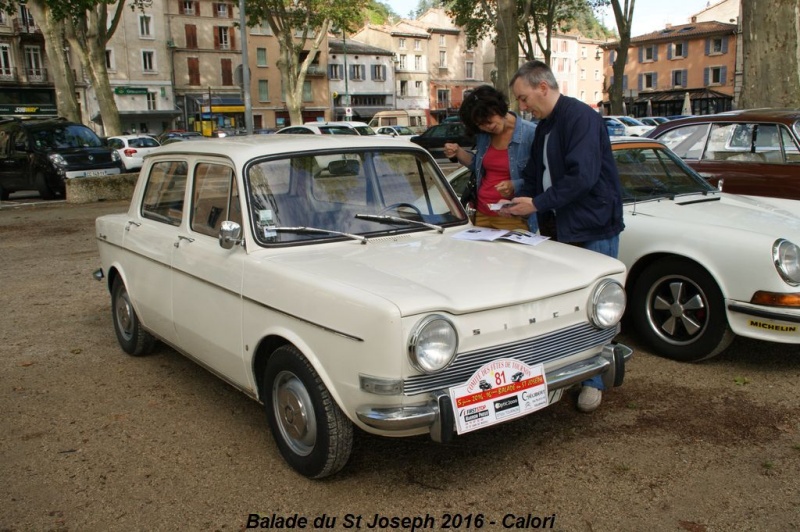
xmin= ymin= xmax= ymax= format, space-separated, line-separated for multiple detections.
xmin=651 ymin=108 xmax=800 ymax=132
xmin=109 ymin=134 xmax=158 ymax=140
xmin=148 ymin=135 xmax=426 ymax=164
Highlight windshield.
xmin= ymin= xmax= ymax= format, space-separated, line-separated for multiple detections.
xmin=246 ymin=149 xmax=467 ymax=245
xmin=353 ymin=126 xmax=376 ymax=136
xmin=31 ymin=124 xmax=103 ymax=150
xmin=614 ymin=145 xmax=716 ymax=201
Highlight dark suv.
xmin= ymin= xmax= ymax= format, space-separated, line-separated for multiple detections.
xmin=0 ymin=118 xmax=123 ymax=200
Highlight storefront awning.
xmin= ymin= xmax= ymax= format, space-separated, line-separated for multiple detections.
xmin=92 ymin=109 xmax=182 ymax=123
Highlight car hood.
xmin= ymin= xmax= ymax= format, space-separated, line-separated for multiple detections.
xmin=624 ymin=192 xmax=800 ymax=234
xmin=256 ymin=232 xmax=625 ymax=315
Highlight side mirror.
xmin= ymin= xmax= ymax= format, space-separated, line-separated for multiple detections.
xmin=219 ymin=220 xmax=243 ymax=249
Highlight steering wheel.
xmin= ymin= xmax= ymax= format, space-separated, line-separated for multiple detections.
xmin=379 ymin=202 xmax=423 ymax=216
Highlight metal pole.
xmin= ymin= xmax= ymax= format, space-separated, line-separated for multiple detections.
xmin=239 ymin=0 xmax=253 ymax=134
xmin=343 ymin=29 xmax=349 ymax=120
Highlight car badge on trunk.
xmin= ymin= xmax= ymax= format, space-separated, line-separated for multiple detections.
xmin=88 ymin=155 xmax=94 ymax=161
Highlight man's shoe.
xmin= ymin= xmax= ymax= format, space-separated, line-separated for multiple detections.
xmin=577 ymin=386 xmax=602 ymax=413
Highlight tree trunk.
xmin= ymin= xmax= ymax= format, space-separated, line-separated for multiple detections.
xmin=739 ymin=0 xmax=800 ymax=108
xmin=494 ymin=0 xmax=517 ymax=98
xmin=27 ymin=0 xmax=81 ymax=122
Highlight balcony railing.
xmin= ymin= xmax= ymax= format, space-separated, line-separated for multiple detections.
xmin=13 ymin=20 xmax=40 ymax=34
xmin=306 ymin=65 xmax=325 ymax=77
xmin=0 ymin=67 xmax=17 ymax=82
xmin=25 ymin=67 xmax=48 ymax=83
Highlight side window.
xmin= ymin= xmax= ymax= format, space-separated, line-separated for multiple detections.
xmin=141 ymin=160 xmax=188 ymax=225
xmin=108 ymin=138 xmax=124 ymax=149
xmin=781 ymin=127 xmax=800 ymax=163
xmin=0 ymin=128 xmax=9 ymax=156
xmin=658 ymin=124 xmax=709 ymax=160
xmin=142 ymin=137 xmax=160 ymax=148
xmin=13 ymin=130 xmax=28 ymax=152
xmin=191 ymin=163 xmax=240 ymax=237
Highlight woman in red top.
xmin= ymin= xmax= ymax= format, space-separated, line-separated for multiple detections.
xmin=443 ymin=85 xmax=537 ymax=231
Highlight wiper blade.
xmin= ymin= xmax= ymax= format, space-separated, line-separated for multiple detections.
xmin=273 ymin=226 xmax=368 ymax=244
xmin=355 ymin=214 xmax=444 ymax=233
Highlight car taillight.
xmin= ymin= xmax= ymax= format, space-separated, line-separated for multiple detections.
xmin=123 ymin=148 xmax=138 ymax=157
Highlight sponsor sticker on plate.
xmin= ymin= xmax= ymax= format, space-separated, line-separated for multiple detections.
xmin=449 ymin=358 xmax=548 ymax=435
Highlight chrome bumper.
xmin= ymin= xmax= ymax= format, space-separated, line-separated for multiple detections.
xmin=355 ymin=342 xmax=633 ymax=443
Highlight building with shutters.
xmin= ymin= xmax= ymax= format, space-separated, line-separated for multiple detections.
xmin=601 ymin=19 xmax=738 ymax=117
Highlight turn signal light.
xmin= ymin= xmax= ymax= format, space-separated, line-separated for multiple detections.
xmin=750 ymin=291 xmax=800 ymax=308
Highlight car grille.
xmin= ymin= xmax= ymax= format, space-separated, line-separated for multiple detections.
xmin=403 ymin=322 xmax=617 ymax=396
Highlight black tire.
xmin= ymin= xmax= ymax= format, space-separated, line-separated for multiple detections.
xmin=111 ymin=277 xmax=156 ymax=356
xmin=263 ymin=345 xmax=353 ymax=479
xmin=0 ymin=184 xmax=9 ymax=201
xmin=35 ymin=172 xmax=55 ymax=200
xmin=630 ymin=258 xmax=734 ymax=362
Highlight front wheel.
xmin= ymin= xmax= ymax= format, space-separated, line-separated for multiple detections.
xmin=264 ymin=345 xmax=353 ymax=478
xmin=35 ymin=172 xmax=55 ymax=200
xmin=111 ymin=277 xmax=156 ymax=356
xmin=630 ymin=258 xmax=734 ymax=362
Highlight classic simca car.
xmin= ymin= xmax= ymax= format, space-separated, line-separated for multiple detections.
xmin=94 ymin=135 xmax=630 ymax=478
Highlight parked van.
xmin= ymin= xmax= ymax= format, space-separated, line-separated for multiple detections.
xmin=368 ymin=110 xmax=428 ymax=134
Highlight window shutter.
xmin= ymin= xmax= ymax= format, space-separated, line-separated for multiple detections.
xmin=653 ymin=72 xmax=658 ymax=88
xmin=610 ymin=50 xmax=615 ymax=65
xmin=683 ymin=41 xmax=689 ymax=56
xmin=194 ymin=1 xmax=200 ymax=15
xmin=622 ymin=75 xmax=628 ymax=91
xmin=720 ymin=66 xmax=727 ymax=85
xmin=212 ymin=3 xmax=217 ymax=16
xmin=230 ymin=28 xmax=235 ymax=49
xmin=638 ymin=47 xmax=643 ymax=63
xmin=653 ymin=45 xmax=658 ymax=61
xmin=328 ymin=64 xmax=334 ymax=78
xmin=705 ymin=38 xmax=710 ymax=55
xmin=681 ymin=69 xmax=688 ymax=87
xmin=703 ymin=67 xmax=709 ymax=86
xmin=667 ymin=44 xmax=672 ymax=60
xmin=185 ymin=25 xmax=197 ymax=49
xmin=178 ymin=1 xmax=184 ymax=14
xmin=188 ymin=57 xmax=200 ymax=85
xmin=637 ymin=73 xmax=643 ymax=91
xmin=214 ymin=27 xmax=219 ymax=49
xmin=228 ymin=3 xmax=233 ymax=18
xmin=221 ymin=58 xmax=233 ymax=86
xmin=722 ymin=36 xmax=729 ymax=53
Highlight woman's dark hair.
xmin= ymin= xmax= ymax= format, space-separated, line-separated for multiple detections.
xmin=458 ymin=85 xmax=509 ymax=136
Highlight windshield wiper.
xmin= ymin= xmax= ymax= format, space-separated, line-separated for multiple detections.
xmin=355 ymin=214 xmax=444 ymax=233
xmin=273 ymin=226 xmax=368 ymax=244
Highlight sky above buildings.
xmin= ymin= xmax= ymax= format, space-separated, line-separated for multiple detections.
xmin=382 ymin=0 xmax=715 ymax=38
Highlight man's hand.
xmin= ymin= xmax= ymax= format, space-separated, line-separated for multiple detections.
xmin=505 ymin=197 xmax=535 ymax=217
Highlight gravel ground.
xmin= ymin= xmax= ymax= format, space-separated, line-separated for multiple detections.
xmin=1 ymin=200 xmax=800 ymax=532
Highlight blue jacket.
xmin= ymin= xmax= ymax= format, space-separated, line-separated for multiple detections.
xmin=519 ymin=95 xmax=624 ymax=243
xmin=468 ymin=112 xmax=537 ymax=195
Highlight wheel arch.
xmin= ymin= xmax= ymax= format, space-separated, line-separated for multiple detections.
xmin=626 ymin=252 xmax=725 ymax=298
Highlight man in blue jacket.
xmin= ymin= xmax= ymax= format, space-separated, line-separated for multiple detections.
xmin=506 ymin=60 xmax=624 ymax=413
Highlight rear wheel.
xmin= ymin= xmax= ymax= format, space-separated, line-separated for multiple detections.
xmin=0 ymin=184 xmax=9 ymax=201
xmin=630 ymin=258 xmax=734 ymax=362
xmin=111 ymin=277 xmax=156 ymax=356
xmin=263 ymin=345 xmax=353 ymax=478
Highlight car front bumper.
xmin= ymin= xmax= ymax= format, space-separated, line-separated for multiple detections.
xmin=355 ymin=342 xmax=633 ymax=443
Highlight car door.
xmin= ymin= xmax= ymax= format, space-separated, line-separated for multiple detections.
xmin=690 ymin=123 xmax=799 ymax=198
xmin=0 ymin=126 xmax=33 ymax=191
xmin=121 ymin=160 xmax=188 ymax=345
xmin=171 ymin=160 xmax=248 ymax=386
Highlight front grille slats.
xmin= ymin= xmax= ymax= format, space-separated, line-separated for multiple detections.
xmin=403 ymin=322 xmax=616 ymax=395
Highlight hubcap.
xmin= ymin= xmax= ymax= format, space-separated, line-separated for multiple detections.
xmin=647 ymin=277 xmax=708 ymax=345
xmin=115 ymin=290 xmax=134 ymax=340
xmin=273 ymin=371 xmax=316 ymax=456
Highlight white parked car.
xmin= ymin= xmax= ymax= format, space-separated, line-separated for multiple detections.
xmin=106 ymin=134 xmax=162 ymax=171
xmin=94 ymin=135 xmax=631 ymax=478
xmin=604 ymin=116 xmax=653 ymax=137
xmin=447 ymin=137 xmax=800 ymax=362
xmin=374 ymin=125 xmax=416 ymax=137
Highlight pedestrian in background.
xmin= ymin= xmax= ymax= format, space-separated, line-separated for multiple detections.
xmin=507 ymin=60 xmax=624 ymax=413
xmin=443 ymin=85 xmax=537 ymax=232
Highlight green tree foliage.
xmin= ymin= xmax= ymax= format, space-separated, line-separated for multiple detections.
xmin=245 ymin=0 xmax=368 ymax=125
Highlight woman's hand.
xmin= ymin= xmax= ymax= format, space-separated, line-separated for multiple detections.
xmin=494 ymin=180 xmax=515 ymax=198
xmin=443 ymin=142 xmax=460 ymax=159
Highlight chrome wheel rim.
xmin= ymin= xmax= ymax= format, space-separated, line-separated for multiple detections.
xmin=645 ymin=275 xmax=709 ymax=345
xmin=114 ymin=289 xmax=134 ymax=341
xmin=272 ymin=371 xmax=316 ymax=456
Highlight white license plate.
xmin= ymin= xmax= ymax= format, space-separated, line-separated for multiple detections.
xmin=85 ymin=170 xmax=109 ymax=177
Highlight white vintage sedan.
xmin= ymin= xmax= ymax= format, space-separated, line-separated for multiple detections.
xmin=450 ymin=138 xmax=800 ymax=362
xmin=94 ymin=135 xmax=630 ymax=478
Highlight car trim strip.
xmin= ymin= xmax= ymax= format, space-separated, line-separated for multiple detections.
xmin=727 ymin=303 xmax=800 ymax=324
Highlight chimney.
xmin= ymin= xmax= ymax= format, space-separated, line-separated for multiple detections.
xmin=665 ymin=23 xmax=672 ymax=29
xmin=691 ymin=16 xmax=697 ymax=23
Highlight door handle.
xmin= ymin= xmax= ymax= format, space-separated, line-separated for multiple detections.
xmin=174 ymin=235 xmax=195 ymax=248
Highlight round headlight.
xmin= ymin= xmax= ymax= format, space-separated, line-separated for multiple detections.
xmin=774 ymin=239 xmax=800 ymax=286
xmin=408 ymin=315 xmax=458 ymax=374
xmin=48 ymin=153 xmax=67 ymax=167
xmin=589 ymin=279 xmax=626 ymax=329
